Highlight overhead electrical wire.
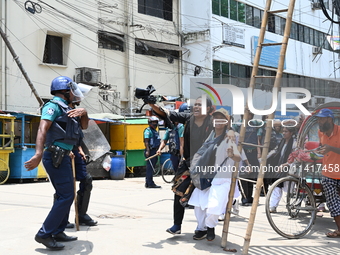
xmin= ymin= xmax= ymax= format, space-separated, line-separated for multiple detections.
xmin=12 ymin=0 xmax=212 ymax=97
xmin=36 ymin=0 xmax=334 ymax=78
xmin=8 ymin=0 xmax=186 ymax=111
xmin=13 ymin=0 xmax=181 ymax=77
xmin=319 ymin=0 xmax=340 ymax=24
xmin=23 ymin=0 xmax=340 ymax=78
xmin=8 ymin=0 xmax=340 ymax=99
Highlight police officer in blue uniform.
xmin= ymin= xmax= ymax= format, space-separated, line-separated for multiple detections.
xmin=144 ymin=116 xmax=161 ymax=188
xmin=25 ymin=76 xmax=89 ymax=250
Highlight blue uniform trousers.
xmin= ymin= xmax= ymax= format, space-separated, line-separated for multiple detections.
xmin=145 ymin=148 xmax=158 ymax=186
xmin=37 ymin=150 xmax=74 ymax=238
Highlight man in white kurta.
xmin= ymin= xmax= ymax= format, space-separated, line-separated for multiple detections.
xmin=189 ymin=108 xmax=241 ymax=241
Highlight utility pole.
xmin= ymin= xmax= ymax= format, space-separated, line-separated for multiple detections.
xmin=125 ymin=0 xmax=134 ymax=115
xmin=0 ymin=26 xmax=44 ymax=106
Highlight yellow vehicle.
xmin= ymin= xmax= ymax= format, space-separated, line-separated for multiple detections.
xmin=0 ymin=114 xmax=15 ymax=184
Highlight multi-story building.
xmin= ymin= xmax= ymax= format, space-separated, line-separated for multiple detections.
xmin=0 ymin=0 xmax=183 ymax=115
xmin=181 ymin=0 xmax=340 ymax=115
xmin=1 ymin=0 xmax=339 ymax=116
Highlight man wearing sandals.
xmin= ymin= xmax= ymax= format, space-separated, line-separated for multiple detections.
xmin=316 ymin=108 xmax=340 ymax=238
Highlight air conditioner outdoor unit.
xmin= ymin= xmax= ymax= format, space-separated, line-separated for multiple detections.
xmin=75 ymin=67 xmax=101 ymax=85
xmin=312 ymin=46 xmax=322 ymax=54
xmin=315 ymin=97 xmax=325 ymax=106
xmin=311 ymin=1 xmax=322 ymax=10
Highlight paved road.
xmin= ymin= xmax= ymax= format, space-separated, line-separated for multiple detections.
xmin=0 ymin=176 xmax=339 ymax=255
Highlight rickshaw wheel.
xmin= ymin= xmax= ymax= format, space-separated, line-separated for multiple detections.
xmin=0 ymin=159 xmax=10 ymax=185
xmin=265 ymin=176 xmax=316 ymax=239
xmin=161 ymin=158 xmax=175 ymax=183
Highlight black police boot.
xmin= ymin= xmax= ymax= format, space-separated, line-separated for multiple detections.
xmin=78 ymin=214 xmax=98 ymax=226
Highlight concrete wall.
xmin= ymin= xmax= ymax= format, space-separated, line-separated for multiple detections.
xmin=0 ymin=0 xmax=182 ymax=114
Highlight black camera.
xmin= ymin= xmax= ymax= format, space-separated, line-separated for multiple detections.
xmin=135 ymin=85 xmax=157 ymax=104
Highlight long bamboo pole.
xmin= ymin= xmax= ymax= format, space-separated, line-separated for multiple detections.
xmin=72 ymin=158 xmax=80 ymax=231
xmin=242 ymin=0 xmax=296 ymax=254
xmin=220 ymin=0 xmax=273 ymax=250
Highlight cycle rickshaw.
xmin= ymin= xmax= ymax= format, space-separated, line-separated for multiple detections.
xmin=265 ymin=102 xmax=340 ymax=239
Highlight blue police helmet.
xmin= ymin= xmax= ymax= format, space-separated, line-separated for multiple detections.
xmin=148 ymin=116 xmax=159 ymax=123
xmin=50 ymin=76 xmax=73 ymax=95
xmin=179 ymin=103 xmax=190 ymax=113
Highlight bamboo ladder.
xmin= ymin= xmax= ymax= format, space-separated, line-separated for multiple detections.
xmin=220 ymin=0 xmax=296 ymax=254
